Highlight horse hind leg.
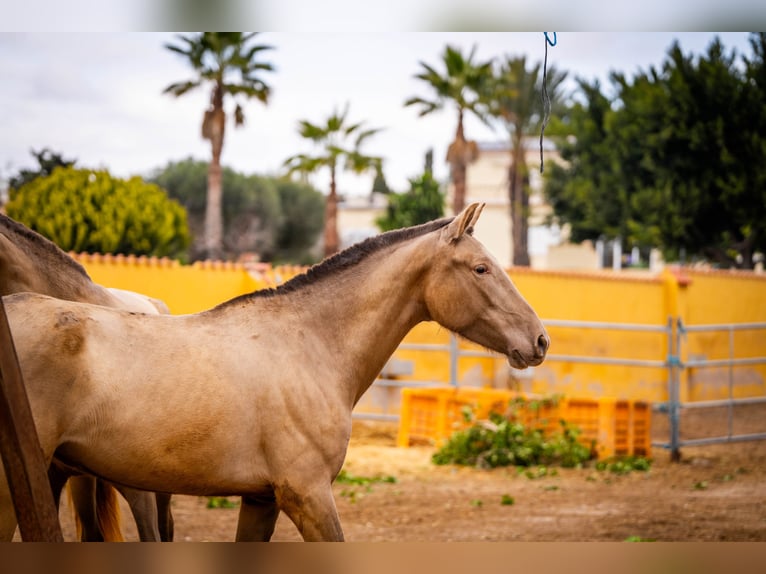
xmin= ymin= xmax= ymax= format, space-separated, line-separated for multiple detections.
xmin=155 ymin=492 xmax=174 ymax=542
xmin=112 ymin=484 xmax=161 ymax=542
xmin=235 ymin=495 xmax=280 ymax=541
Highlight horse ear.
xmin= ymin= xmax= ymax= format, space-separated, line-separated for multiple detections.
xmin=444 ymin=203 xmax=485 ymax=243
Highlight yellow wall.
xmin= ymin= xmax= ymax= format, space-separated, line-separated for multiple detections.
xmin=76 ymin=253 xmax=263 ymax=315
xmin=678 ymin=268 xmax=766 ymax=401
xmin=73 ymin=254 xmax=766 ymax=405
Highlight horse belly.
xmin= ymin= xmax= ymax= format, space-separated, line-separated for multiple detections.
xmin=57 ymin=363 xmax=271 ymax=495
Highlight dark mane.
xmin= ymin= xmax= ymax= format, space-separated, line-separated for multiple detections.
xmin=219 ymin=215 xmax=454 ymax=307
xmin=0 ymin=213 xmax=91 ymax=279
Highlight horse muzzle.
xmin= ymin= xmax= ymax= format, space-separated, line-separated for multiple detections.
xmin=508 ymin=333 xmax=549 ymax=369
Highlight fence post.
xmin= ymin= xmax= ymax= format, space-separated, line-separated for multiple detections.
xmin=0 ymin=298 xmax=63 ymax=541
xmin=449 ymin=334 xmax=459 ymax=387
xmin=669 ymin=317 xmax=683 ymax=462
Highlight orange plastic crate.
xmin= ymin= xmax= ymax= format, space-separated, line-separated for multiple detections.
xmin=397 ymin=387 xmax=651 ymax=459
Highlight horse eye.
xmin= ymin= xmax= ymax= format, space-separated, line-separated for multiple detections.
xmin=474 ymin=264 xmax=488 ymax=275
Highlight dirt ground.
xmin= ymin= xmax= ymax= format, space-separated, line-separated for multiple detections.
xmin=44 ymin=403 xmax=766 ymax=542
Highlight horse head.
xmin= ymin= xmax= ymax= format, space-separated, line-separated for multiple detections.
xmin=423 ymin=203 xmax=549 ymax=369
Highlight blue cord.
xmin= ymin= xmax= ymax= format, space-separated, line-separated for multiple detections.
xmin=544 ymin=32 xmax=557 ymax=47
xmin=540 ymin=32 xmax=557 ymax=173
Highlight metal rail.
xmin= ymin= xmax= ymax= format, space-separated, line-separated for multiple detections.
xmin=355 ymin=317 xmax=766 ymax=462
xmin=657 ymin=319 xmax=766 ymax=460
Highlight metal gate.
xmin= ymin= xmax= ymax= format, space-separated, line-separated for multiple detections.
xmin=658 ymin=320 xmax=766 ymax=461
xmin=356 ymin=318 xmax=766 ymax=462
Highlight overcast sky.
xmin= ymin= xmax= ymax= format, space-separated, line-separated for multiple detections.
xmin=0 ymin=32 xmax=755 ymax=197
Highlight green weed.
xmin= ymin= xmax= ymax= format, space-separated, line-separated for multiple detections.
xmin=625 ymin=535 xmax=657 ymax=542
xmin=335 ymin=470 xmax=397 ymax=485
xmin=335 ymin=470 xmax=397 ymax=504
xmin=206 ymin=496 xmax=239 ymax=509
xmin=595 ymin=455 xmax=653 ymax=475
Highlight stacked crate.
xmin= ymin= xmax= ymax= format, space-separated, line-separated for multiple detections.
xmin=396 ymin=387 xmax=651 ymax=459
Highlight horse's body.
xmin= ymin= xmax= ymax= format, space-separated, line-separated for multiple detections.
xmin=0 ymin=204 xmax=548 ymax=541
xmin=0 ymin=213 xmax=172 ymax=541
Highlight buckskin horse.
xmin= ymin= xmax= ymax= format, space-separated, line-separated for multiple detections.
xmin=0 ymin=213 xmax=173 ymax=541
xmin=0 ymin=203 xmax=548 ymax=541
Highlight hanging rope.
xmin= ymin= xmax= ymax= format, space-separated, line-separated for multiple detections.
xmin=540 ymin=32 xmax=557 ymax=174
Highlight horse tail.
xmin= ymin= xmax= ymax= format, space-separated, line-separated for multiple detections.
xmin=65 ymin=483 xmax=83 ymax=541
xmin=96 ymin=482 xmax=125 ymax=542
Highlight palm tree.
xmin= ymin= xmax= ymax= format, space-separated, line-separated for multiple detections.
xmin=404 ymin=44 xmax=493 ymax=214
xmin=489 ymin=55 xmax=567 ymax=266
xmin=163 ymin=32 xmax=274 ymax=261
xmin=284 ymin=104 xmax=382 ymax=257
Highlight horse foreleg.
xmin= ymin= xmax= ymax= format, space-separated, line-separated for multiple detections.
xmin=276 ymin=482 xmax=344 ymax=542
xmin=235 ymin=495 xmax=280 ymax=541
xmin=112 ymin=484 xmax=161 ymax=542
xmin=155 ymin=492 xmax=174 ymax=542
xmin=47 ymin=461 xmax=69 ymax=509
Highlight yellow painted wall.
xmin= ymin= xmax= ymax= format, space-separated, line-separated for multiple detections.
xmin=73 ymin=253 xmax=766 ymax=406
xmin=677 ymin=268 xmax=766 ymax=401
xmin=509 ymin=268 xmax=671 ymax=401
xmin=75 ymin=253 xmax=263 ymax=315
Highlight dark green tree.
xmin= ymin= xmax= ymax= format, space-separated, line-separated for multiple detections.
xmin=7 ymin=148 xmax=77 ymax=191
xmin=545 ymin=34 xmax=766 ymax=268
xmin=6 ymin=166 xmax=189 ymax=259
xmin=151 ymin=158 xmax=279 ymax=260
xmin=273 ymin=178 xmax=325 ymax=263
xmin=544 ymin=78 xmax=627 ymax=243
xmin=376 ymin=170 xmax=445 ymax=232
xmin=151 ymin=158 xmax=324 ymax=263
xmin=164 ymin=32 xmax=274 ymax=261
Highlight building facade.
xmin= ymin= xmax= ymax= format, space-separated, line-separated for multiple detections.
xmin=337 ymin=139 xmax=600 ymax=270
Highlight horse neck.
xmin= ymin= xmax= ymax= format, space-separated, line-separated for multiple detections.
xmin=0 ymin=233 xmax=111 ymax=305
xmin=282 ymin=238 xmax=433 ymax=405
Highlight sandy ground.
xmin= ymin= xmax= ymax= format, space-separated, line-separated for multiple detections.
xmin=42 ymin=404 xmax=766 ymax=542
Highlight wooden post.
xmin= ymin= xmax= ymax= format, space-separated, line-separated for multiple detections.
xmin=0 ymin=297 xmax=63 ymax=541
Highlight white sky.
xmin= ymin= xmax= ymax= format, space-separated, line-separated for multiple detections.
xmin=0 ymin=32 xmax=754 ymax=197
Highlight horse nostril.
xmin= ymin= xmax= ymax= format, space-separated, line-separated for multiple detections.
xmin=536 ymin=334 xmax=549 ymax=357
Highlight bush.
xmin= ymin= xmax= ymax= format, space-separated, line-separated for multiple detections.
xmin=6 ymin=166 xmax=189 ymax=259
xmin=432 ymin=410 xmax=594 ymax=469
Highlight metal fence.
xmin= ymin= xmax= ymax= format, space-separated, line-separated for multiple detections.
xmin=658 ymin=320 xmax=766 ymax=460
xmin=352 ymin=337 xmax=486 ymax=422
xmin=355 ymin=317 xmax=766 ymax=461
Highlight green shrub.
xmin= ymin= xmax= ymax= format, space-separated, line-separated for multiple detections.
xmin=432 ymin=410 xmax=594 ymax=469
xmin=6 ymin=166 xmax=189 ymax=259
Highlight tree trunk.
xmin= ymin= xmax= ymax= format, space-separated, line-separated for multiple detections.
xmin=450 ymin=161 xmax=467 ymax=215
xmin=446 ymin=110 xmax=478 ymax=215
xmin=205 ymin=156 xmax=224 ymax=261
xmin=204 ymin=85 xmax=226 ymax=261
xmin=509 ymin=136 xmax=531 ymax=267
xmin=323 ymin=164 xmax=340 ymax=257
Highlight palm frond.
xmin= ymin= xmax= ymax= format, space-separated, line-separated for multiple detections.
xmin=355 ymin=127 xmax=384 ymax=147
xmin=163 ymin=31 xmax=274 ymax=110
xmin=404 ymin=96 xmax=441 ymax=116
xmin=345 ymin=151 xmax=381 ymax=174
xmin=162 ymin=80 xmax=202 ymax=97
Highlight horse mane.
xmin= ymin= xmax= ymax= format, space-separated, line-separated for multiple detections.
xmin=218 ymin=215 xmax=455 ymax=307
xmin=0 ymin=213 xmax=91 ymax=280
